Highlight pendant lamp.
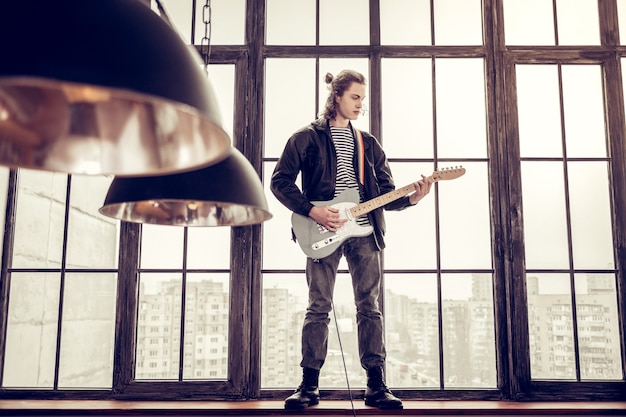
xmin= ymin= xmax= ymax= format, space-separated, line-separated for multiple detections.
xmin=0 ymin=0 xmax=230 ymax=175
xmin=99 ymin=148 xmax=272 ymax=226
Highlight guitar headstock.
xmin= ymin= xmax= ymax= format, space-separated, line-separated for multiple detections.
xmin=431 ymin=166 xmax=466 ymax=182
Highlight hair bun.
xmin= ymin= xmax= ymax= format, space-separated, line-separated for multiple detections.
xmin=324 ymin=72 xmax=334 ymax=84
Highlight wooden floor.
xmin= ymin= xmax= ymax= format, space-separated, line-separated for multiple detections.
xmin=1 ymin=400 xmax=626 ymax=416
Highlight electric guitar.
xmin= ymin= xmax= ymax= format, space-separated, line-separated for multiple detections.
xmin=291 ymin=167 xmax=466 ymax=259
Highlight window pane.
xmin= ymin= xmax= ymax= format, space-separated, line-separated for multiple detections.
xmin=264 ymin=58 xmax=317 ymax=158
xmin=527 ymin=274 xmax=576 ymax=380
xmin=263 ymin=163 xmax=306 ymax=270
xmin=58 ymin=273 xmax=117 ymax=388
xmin=618 ymin=0 xmax=626 ymax=45
xmin=381 ymin=58 xmax=434 ymax=158
xmin=182 ymin=273 xmax=229 ymax=380
xmin=440 ymin=162 xmax=492 ymax=269
xmin=503 ymin=0 xmax=555 ymax=45
xmin=266 ymin=0 xmax=316 ymax=45
xmin=442 ymin=274 xmax=496 ymax=388
xmin=194 ymin=0 xmax=245 ymax=45
xmin=207 ymin=65 xmax=236 ymax=140
xmin=555 ymin=0 xmax=600 ymax=45
xmin=384 ymin=163 xmax=437 ymax=270
xmin=261 ymin=274 xmax=307 ymax=388
xmin=526 ymin=273 xmax=623 ymax=381
xmin=434 ymin=0 xmax=483 ymax=45
xmin=575 ymin=274 xmax=622 ymax=380
xmin=320 ymin=0 xmax=369 ymax=45
xmin=140 ymin=225 xmax=184 ymax=269
xmin=380 ymin=0 xmax=431 ymax=45
xmin=12 ymin=170 xmax=67 ymax=268
xmin=386 ymin=274 xmax=440 ymax=388
xmin=561 ymin=65 xmax=607 ymax=158
xmin=66 ymin=175 xmax=119 ymax=269
xmin=435 ymin=59 xmax=487 ymax=159
xmin=135 ymin=273 xmax=183 ymax=380
xmin=3 ymin=273 xmax=60 ymax=388
xmin=186 ymin=227 xmax=231 ymax=269
xmin=516 ymin=65 xmax=563 ymax=158
xmin=521 ymin=162 xmax=570 ymax=269
xmin=261 ymin=273 xmax=362 ymax=389
xmin=568 ymin=162 xmax=615 ymax=270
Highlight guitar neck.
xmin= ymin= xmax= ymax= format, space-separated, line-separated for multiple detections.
xmin=349 ymin=180 xmax=429 ymax=218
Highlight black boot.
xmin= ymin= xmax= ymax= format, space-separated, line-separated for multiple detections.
xmin=284 ymin=367 xmax=320 ymax=410
xmin=364 ymin=366 xmax=403 ymax=410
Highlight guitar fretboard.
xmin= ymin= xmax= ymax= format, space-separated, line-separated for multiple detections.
xmin=349 ymin=181 xmax=429 ymax=218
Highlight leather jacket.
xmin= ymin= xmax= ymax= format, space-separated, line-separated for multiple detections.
xmin=270 ymin=118 xmax=412 ymax=251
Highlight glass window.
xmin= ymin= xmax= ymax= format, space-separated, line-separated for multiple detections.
xmin=527 ymin=274 xmax=576 ymax=380
xmin=568 ymin=162 xmax=614 ymax=270
xmin=435 ymin=58 xmax=487 ymax=159
xmin=618 ymin=0 xmax=626 ymax=44
xmin=515 ymin=63 xmax=620 ymax=381
xmin=319 ymin=0 xmax=369 ymax=45
xmin=264 ymin=58 xmax=317 ymax=159
xmin=266 ymin=0 xmax=316 ymax=45
xmin=385 ymin=274 xmax=440 ymax=388
xmin=12 ymin=170 xmax=67 ymax=268
xmin=58 ymin=273 xmax=117 ymax=388
xmin=381 ymin=58 xmax=434 ymax=158
xmin=521 ymin=161 xmax=570 ymax=269
xmin=155 ymin=0 xmax=246 ymax=45
xmin=206 ymin=65 xmax=236 ymax=141
xmin=384 ymin=163 xmax=438 ymax=270
xmin=504 ymin=0 xmax=600 ymax=45
xmin=136 ymin=273 xmax=183 ymax=380
xmin=503 ymin=0 xmax=556 ymax=45
xmin=516 ymin=65 xmax=563 ymax=158
xmin=3 ymin=172 xmax=118 ymax=390
xmin=434 ymin=0 xmax=483 ymax=45
xmin=66 ymin=175 xmax=118 ymax=269
xmin=441 ymin=274 xmax=496 ymax=388
xmin=561 ymin=66 xmax=607 ymax=158
xmin=555 ymin=0 xmax=600 ymax=45
xmin=261 ymin=273 xmax=360 ymax=388
xmin=575 ymin=274 xmax=622 ymax=380
xmin=3 ymin=272 xmax=61 ymax=388
xmin=380 ymin=0 xmax=431 ymax=45
xmin=527 ymin=273 xmax=622 ymax=381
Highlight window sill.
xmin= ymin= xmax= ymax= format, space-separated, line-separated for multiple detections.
xmin=1 ymin=400 xmax=625 ymax=416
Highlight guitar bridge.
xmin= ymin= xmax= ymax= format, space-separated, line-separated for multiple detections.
xmin=316 ymin=223 xmax=329 ymax=234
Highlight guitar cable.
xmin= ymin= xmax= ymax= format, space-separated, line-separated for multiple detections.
xmin=327 ymin=271 xmax=358 ymax=417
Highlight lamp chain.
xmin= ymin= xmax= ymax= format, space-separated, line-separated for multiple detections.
xmin=201 ymin=0 xmax=212 ymax=74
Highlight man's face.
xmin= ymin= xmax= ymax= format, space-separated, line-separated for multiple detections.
xmin=335 ymin=82 xmax=366 ymax=121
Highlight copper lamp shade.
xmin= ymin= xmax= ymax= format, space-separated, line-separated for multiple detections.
xmin=0 ymin=0 xmax=231 ymax=175
xmin=99 ymin=148 xmax=272 ymax=226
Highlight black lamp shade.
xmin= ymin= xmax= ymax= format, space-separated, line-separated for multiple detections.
xmin=99 ymin=148 xmax=273 ymax=226
xmin=0 ymin=0 xmax=231 ymax=175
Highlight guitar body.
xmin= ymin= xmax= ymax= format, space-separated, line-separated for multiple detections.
xmin=291 ymin=188 xmax=374 ymax=259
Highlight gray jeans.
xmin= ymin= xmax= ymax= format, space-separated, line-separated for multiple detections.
xmin=300 ymin=234 xmax=386 ymax=371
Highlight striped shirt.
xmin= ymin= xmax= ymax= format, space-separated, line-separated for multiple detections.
xmin=330 ymin=126 xmax=371 ymax=227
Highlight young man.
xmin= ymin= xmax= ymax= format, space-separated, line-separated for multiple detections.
xmin=270 ymin=69 xmax=432 ymax=410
